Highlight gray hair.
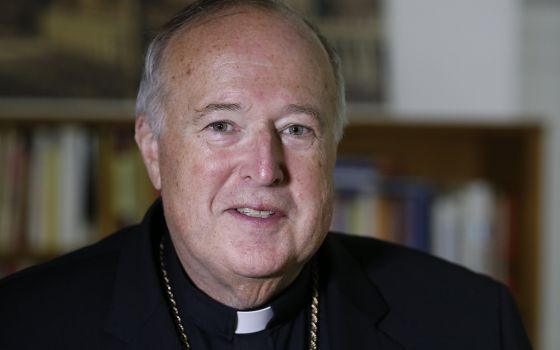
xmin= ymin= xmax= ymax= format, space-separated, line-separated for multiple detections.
xmin=135 ymin=0 xmax=347 ymax=141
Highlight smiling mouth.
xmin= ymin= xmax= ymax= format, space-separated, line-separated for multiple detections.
xmin=236 ymin=207 xmax=275 ymax=218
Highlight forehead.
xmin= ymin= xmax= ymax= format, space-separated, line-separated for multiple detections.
xmin=161 ymin=6 xmax=335 ymax=96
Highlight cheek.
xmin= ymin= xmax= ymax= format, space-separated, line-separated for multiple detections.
xmin=160 ymin=136 xmax=207 ymax=174
xmin=159 ymin=138 xmax=199 ymax=196
xmin=290 ymin=151 xmax=334 ymax=205
xmin=165 ymin=143 xmax=238 ymax=202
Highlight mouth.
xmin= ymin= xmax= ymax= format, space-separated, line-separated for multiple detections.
xmin=235 ymin=207 xmax=275 ymax=219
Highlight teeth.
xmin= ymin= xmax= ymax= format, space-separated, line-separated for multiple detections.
xmin=236 ymin=208 xmax=275 ymax=218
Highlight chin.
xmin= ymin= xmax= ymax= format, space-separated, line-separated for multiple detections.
xmin=228 ymin=249 xmax=298 ymax=280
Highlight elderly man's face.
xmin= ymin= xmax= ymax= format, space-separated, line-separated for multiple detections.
xmin=139 ymin=9 xmax=338 ymax=290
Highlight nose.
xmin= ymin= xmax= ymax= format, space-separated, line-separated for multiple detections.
xmin=240 ymin=127 xmax=286 ymax=186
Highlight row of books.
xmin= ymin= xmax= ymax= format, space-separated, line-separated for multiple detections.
xmin=332 ymin=158 xmax=516 ymax=284
xmin=0 ymin=126 xmax=156 ymax=268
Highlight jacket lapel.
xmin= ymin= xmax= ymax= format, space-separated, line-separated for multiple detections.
xmin=102 ymin=199 xmax=180 ymax=349
xmin=320 ymin=234 xmax=405 ymax=350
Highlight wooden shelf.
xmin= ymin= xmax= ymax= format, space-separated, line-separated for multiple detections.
xmin=0 ymin=98 xmax=136 ymax=124
xmin=338 ymin=122 xmax=541 ymax=341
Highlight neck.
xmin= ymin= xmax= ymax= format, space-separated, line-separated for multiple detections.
xmin=171 ymin=240 xmax=302 ymax=310
xmin=200 ymin=273 xmax=300 ymax=310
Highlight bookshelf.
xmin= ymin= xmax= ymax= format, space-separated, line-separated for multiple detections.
xmin=0 ymin=106 xmax=542 ymax=341
xmin=337 ymin=117 xmax=541 ymax=341
xmin=0 ymin=109 xmax=156 ymax=274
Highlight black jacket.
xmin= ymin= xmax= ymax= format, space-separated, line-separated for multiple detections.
xmin=0 ymin=200 xmax=531 ymax=349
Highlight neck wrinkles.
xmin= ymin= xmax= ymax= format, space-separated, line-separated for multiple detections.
xmin=168 ymin=230 xmax=304 ymax=309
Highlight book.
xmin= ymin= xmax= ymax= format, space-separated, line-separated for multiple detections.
xmin=332 ymin=157 xmax=378 ymax=237
xmin=458 ymin=181 xmax=496 ymax=277
xmin=58 ymin=125 xmax=93 ymax=250
xmin=430 ymin=180 xmax=513 ymax=281
xmin=380 ymin=177 xmax=434 ymax=252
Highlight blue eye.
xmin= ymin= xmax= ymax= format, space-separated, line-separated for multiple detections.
xmin=286 ymin=125 xmax=310 ymax=136
xmin=208 ymin=121 xmax=233 ymax=132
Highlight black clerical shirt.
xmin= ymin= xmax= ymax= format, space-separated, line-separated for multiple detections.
xmin=162 ymin=233 xmax=314 ymax=349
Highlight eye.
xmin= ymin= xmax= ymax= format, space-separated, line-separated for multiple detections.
xmin=285 ymin=124 xmax=312 ymax=136
xmin=208 ymin=121 xmax=234 ymax=133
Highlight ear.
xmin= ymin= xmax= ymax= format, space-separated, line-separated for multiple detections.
xmin=135 ymin=116 xmax=162 ymax=190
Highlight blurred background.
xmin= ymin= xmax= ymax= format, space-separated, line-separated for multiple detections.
xmin=0 ymin=0 xmax=558 ymax=348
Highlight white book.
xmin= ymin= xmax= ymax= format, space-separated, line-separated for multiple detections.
xmin=350 ymin=194 xmax=377 ymax=237
xmin=430 ymin=191 xmax=460 ymax=264
xmin=458 ymin=181 xmax=496 ymax=277
xmin=27 ymin=128 xmax=62 ymax=253
xmin=58 ymin=126 xmax=90 ymax=250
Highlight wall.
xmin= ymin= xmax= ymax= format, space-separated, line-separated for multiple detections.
xmin=386 ymin=0 xmax=521 ymax=117
xmin=521 ymin=2 xmax=560 ymax=349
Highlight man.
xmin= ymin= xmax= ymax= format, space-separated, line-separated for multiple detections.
xmin=0 ymin=0 xmax=531 ymax=349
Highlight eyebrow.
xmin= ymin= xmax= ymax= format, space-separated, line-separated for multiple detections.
xmin=284 ymin=104 xmax=321 ymax=122
xmin=193 ymin=103 xmax=242 ymax=122
xmin=196 ymin=103 xmax=242 ymax=113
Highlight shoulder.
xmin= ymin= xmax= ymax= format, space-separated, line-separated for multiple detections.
xmin=325 ymin=232 xmax=505 ymax=311
xmin=327 ymin=231 xmax=497 ymax=291
xmin=1 ymin=225 xmax=135 ymax=290
xmin=0 ymin=225 xmax=140 ymax=333
xmin=324 ymin=233 xmax=531 ymax=348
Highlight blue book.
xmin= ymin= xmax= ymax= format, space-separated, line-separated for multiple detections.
xmin=380 ymin=177 xmax=434 ymax=252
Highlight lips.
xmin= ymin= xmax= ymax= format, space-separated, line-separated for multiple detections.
xmin=228 ymin=201 xmax=287 ymax=221
xmin=236 ymin=207 xmax=275 ymax=218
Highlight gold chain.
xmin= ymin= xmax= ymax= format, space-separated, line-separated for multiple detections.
xmin=158 ymin=240 xmax=320 ymax=350
xmin=309 ymin=259 xmax=319 ymax=350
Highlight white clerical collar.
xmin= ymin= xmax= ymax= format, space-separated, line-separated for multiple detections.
xmin=235 ymin=306 xmax=274 ymax=334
